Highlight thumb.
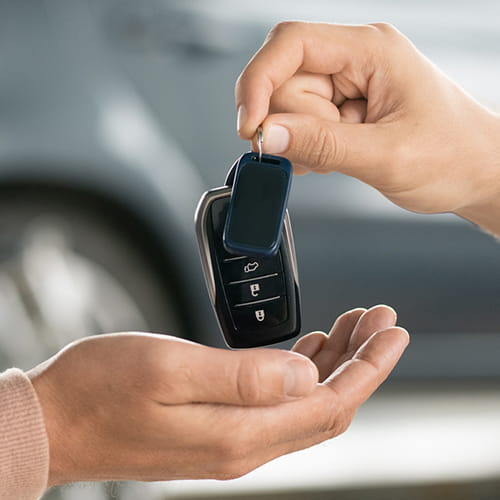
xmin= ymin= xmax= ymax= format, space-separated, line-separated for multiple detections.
xmin=261 ymin=113 xmax=394 ymax=185
xmin=163 ymin=341 xmax=319 ymax=406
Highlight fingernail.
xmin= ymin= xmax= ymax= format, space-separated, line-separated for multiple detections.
xmin=265 ymin=124 xmax=290 ymax=154
xmin=237 ymin=105 xmax=247 ymax=134
xmin=284 ymin=359 xmax=317 ymax=398
xmin=397 ymin=328 xmax=411 ymax=348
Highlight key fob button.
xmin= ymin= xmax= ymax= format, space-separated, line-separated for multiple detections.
xmin=226 ymin=274 xmax=285 ymax=306
xmin=222 ymin=253 xmax=282 ymax=283
xmin=231 ymin=297 xmax=288 ymax=331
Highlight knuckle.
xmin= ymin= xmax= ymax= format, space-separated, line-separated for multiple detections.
xmin=265 ymin=20 xmax=308 ymax=47
xmin=320 ymin=395 xmax=354 ymax=437
xmin=236 ymin=358 xmax=264 ymax=403
xmin=355 ymin=23 xmax=401 ymax=60
xmin=366 ymin=23 xmax=408 ymax=56
xmin=369 ymin=22 xmax=399 ymax=38
xmin=312 ymin=386 xmax=352 ymax=437
xmin=268 ymin=20 xmax=303 ymax=39
xmin=356 ymin=351 xmax=383 ymax=377
xmin=329 ymin=408 xmax=355 ymax=437
xmin=305 ymin=123 xmax=344 ymax=172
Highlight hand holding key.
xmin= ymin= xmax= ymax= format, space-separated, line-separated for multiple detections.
xmin=236 ymin=22 xmax=500 ymax=235
xmin=29 ymin=305 xmax=408 ymax=487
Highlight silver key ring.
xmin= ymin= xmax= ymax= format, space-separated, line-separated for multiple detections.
xmin=257 ymin=126 xmax=263 ymax=163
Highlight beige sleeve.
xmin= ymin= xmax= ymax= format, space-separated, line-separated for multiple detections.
xmin=0 ymin=368 xmax=49 ymax=500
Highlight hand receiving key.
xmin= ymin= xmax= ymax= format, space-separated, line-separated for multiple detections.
xmin=29 ymin=305 xmax=408 ymax=486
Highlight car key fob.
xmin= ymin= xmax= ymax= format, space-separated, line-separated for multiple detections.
xmin=195 ymin=152 xmax=301 ymax=348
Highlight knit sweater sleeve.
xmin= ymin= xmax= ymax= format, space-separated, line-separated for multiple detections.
xmin=0 ymin=368 xmax=49 ymax=500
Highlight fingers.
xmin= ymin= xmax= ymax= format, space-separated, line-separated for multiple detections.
xmin=325 ymin=327 xmax=409 ymax=410
xmin=312 ymin=305 xmax=397 ymax=381
xmin=149 ymin=323 xmax=408 ymax=481
xmin=248 ymin=326 xmax=409 ymax=451
xmin=268 ymin=72 xmax=366 ymax=125
xmin=339 ymin=99 xmax=368 ymax=123
xmin=157 ymin=305 xmax=394 ymax=408
xmin=269 ymin=71 xmax=340 ymax=122
xmin=345 ymin=305 xmax=397 ymax=353
xmin=309 ymin=308 xmax=365 ymax=381
xmin=153 ymin=339 xmax=319 ymax=406
xmin=180 ymin=327 xmax=408 ymax=474
xmin=235 ymin=327 xmax=406 ymax=469
xmin=236 ymin=22 xmax=380 ymax=139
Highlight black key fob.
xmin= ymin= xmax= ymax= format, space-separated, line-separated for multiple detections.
xmin=195 ymin=152 xmax=301 ymax=348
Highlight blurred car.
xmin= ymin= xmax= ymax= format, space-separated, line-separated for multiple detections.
xmin=1 ymin=1 xmax=500 ymax=499
xmin=0 ymin=0 xmax=218 ymax=371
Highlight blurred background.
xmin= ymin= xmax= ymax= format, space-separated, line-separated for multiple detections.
xmin=0 ymin=0 xmax=499 ymax=498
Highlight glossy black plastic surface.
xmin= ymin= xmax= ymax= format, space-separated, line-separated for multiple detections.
xmin=207 ymin=195 xmax=300 ymax=348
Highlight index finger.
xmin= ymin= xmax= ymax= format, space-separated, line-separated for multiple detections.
xmin=235 ymin=22 xmax=379 ymax=139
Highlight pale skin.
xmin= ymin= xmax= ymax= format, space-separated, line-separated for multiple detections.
xmin=29 ymin=305 xmax=408 ymax=486
xmin=236 ymin=21 xmax=500 ymax=237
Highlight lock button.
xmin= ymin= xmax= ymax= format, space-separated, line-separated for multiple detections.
xmin=226 ymin=274 xmax=285 ymax=306
xmin=231 ymin=297 xmax=288 ymax=331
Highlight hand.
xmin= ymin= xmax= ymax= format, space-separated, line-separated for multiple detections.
xmin=28 ymin=305 xmax=408 ymax=486
xmin=236 ymin=22 xmax=500 ymax=233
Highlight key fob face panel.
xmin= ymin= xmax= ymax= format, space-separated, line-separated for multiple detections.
xmin=223 ymin=153 xmax=292 ymax=258
xmin=196 ymin=187 xmax=301 ymax=348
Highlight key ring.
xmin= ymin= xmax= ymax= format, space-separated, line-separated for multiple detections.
xmin=257 ymin=126 xmax=263 ymax=163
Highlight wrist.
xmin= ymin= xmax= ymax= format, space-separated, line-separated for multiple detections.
xmin=454 ymin=111 xmax=500 ymax=236
xmin=456 ymin=194 xmax=500 ymax=237
xmin=28 ymin=365 xmax=70 ymax=487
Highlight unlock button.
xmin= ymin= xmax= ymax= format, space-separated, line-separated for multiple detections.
xmin=226 ymin=274 xmax=285 ymax=306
